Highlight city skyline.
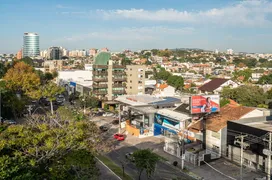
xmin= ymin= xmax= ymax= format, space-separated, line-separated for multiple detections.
xmin=1 ymin=0 xmax=272 ymax=53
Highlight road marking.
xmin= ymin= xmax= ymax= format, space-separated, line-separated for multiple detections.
xmin=95 ymin=156 xmax=122 ymax=180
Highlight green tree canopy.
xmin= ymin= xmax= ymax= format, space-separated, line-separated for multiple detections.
xmin=0 ymin=113 xmax=108 ymax=179
xmin=258 ymin=74 xmax=272 ymax=84
xmin=132 ymin=149 xmax=160 ymax=180
xmin=221 ymin=85 xmax=266 ymax=107
xmin=167 ymin=75 xmax=184 ymax=90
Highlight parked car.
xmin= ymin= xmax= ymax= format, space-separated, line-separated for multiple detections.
xmin=113 ymin=133 xmax=125 ymax=141
xmin=234 ymin=137 xmax=250 ymax=149
xmin=99 ymin=125 xmax=109 ymax=132
xmin=55 ymin=94 xmax=65 ymax=105
xmin=95 ymin=112 xmax=104 ymax=116
xmin=4 ymin=119 xmax=16 ymax=125
xmin=125 ymin=152 xmax=135 ymax=162
xmin=103 ymin=112 xmax=114 ymax=117
xmin=111 ymin=119 xmax=119 ymax=125
xmin=39 ymin=97 xmax=50 ymax=106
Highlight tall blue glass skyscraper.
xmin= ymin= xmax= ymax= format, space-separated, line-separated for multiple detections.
xmin=23 ymin=32 xmax=40 ymax=58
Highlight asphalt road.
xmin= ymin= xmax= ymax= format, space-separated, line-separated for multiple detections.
xmin=96 ymin=157 xmax=121 ymax=180
xmin=91 ymin=116 xmax=193 ymax=180
xmin=107 ymin=142 xmax=193 ymax=180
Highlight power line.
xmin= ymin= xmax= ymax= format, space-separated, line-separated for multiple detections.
xmin=203 ymin=161 xmax=237 ymax=180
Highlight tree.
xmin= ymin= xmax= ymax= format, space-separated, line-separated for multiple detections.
xmin=132 ymin=149 xmax=160 ymax=180
xmin=221 ymin=85 xmax=266 ymax=107
xmin=0 ymin=114 xmax=106 ymax=179
xmin=3 ymin=62 xmax=40 ymax=95
xmin=31 ymin=82 xmax=64 ymax=115
xmin=258 ymin=74 xmax=272 ymax=84
xmin=167 ymin=75 xmax=184 ymax=90
xmin=0 ymin=63 xmax=7 ymax=78
xmin=20 ymin=56 xmax=33 ymax=66
xmin=232 ymin=69 xmax=252 ymax=82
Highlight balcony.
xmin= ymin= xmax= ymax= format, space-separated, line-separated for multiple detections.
xmin=93 ymin=84 xmax=108 ymax=88
xmin=93 ymin=65 xmax=108 ymax=69
xmin=93 ymin=77 xmax=108 ymax=82
xmin=113 ymin=90 xmax=126 ymax=94
xmin=113 ymin=83 xmax=126 ymax=88
xmin=113 ymin=77 xmax=126 ymax=81
xmin=113 ymin=65 xmax=126 ymax=69
xmin=93 ymin=91 xmax=107 ymax=95
xmin=93 ymin=71 xmax=108 ymax=76
xmin=113 ymin=71 xmax=126 ymax=75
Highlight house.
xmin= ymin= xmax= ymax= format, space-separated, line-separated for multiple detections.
xmin=188 ymin=103 xmax=266 ymax=158
xmin=227 ymin=115 xmax=272 ymax=173
xmin=198 ymin=78 xmax=238 ymax=94
xmin=152 ymin=84 xmax=176 ymax=97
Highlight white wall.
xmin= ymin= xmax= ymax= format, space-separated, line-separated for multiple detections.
xmin=240 ymin=109 xmax=264 ymax=119
xmin=215 ymin=80 xmax=238 ymax=93
xmin=57 ymin=70 xmax=92 ymax=85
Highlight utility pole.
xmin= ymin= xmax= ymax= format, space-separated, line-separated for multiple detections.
xmin=266 ymin=132 xmax=272 ymax=180
xmin=181 ymin=121 xmax=185 ymax=170
xmin=238 ymin=135 xmax=247 ymax=180
xmin=118 ymin=104 xmax=121 ymax=134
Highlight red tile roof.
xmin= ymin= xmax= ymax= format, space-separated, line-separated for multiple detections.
xmin=198 ymin=78 xmax=229 ymax=92
xmin=188 ymin=104 xmax=255 ymax=132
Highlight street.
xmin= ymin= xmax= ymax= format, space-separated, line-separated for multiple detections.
xmin=91 ymin=117 xmax=194 ymax=180
xmin=92 ymin=116 xmax=265 ymax=180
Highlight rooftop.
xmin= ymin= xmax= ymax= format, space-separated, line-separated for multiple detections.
xmin=198 ymin=78 xmax=229 ymax=92
xmin=115 ymin=95 xmax=180 ymax=106
xmin=189 ymin=104 xmax=256 ymax=132
xmin=94 ymin=52 xmax=111 ymax=65
xmin=231 ymin=116 xmax=272 ymax=132
xmin=157 ymin=109 xmax=190 ymax=122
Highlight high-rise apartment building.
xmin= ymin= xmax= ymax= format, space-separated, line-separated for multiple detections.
xmin=89 ymin=48 xmax=97 ymax=56
xmin=100 ymin=48 xmax=109 ymax=52
xmin=227 ymin=49 xmax=234 ymax=55
xmin=126 ymin=65 xmax=146 ymax=95
xmin=93 ymin=52 xmax=126 ymax=101
xmin=23 ymin=32 xmax=40 ymax=58
xmin=16 ymin=49 xmax=22 ymax=60
xmin=48 ymin=47 xmax=63 ymax=60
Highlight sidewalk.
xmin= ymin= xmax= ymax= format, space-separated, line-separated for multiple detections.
xmin=123 ymin=135 xmax=264 ymax=180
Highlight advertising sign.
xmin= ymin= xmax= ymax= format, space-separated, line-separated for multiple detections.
xmin=154 ymin=113 xmax=180 ymax=131
xmin=190 ymin=95 xmax=220 ymax=114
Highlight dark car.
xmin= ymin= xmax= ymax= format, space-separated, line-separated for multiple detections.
xmin=39 ymin=97 xmax=50 ymax=106
xmin=4 ymin=119 xmax=16 ymax=125
xmin=125 ymin=152 xmax=135 ymax=162
xmin=99 ymin=125 xmax=109 ymax=132
xmin=111 ymin=119 xmax=119 ymax=125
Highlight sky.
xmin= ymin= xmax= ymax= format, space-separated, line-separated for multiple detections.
xmin=1 ymin=0 xmax=272 ymax=53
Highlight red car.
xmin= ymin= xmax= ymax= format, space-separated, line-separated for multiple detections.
xmin=113 ymin=133 xmax=125 ymax=141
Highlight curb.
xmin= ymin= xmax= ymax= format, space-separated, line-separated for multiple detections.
xmin=164 ymin=160 xmax=203 ymax=180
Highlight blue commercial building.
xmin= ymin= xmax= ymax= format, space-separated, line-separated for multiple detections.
xmin=23 ymin=32 xmax=40 ymax=57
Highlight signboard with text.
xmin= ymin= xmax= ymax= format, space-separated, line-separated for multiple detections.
xmin=190 ymin=95 xmax=220 ymax=114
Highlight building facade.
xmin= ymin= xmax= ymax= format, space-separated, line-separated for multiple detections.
xmin=126 ymin=65 xmax=146 ymax=95
xmin=48 ymin=47 xmax=63 ymax=60
xmin=23 ymin=32 xmax=40 ymax=57
xmin=93 ymin=52 xmax=126 ymax=101
xmin=16 ymin=49 xmax=22 ymax=60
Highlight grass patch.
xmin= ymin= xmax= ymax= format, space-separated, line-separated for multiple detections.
xmin=96 ymin=155 xmax=133 ymax=180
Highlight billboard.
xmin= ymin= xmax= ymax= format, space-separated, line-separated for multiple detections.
xmin=154 ymin=113 xmax=180 ymax=131
xmin=190 ymin=95 xmax=220 ymax=114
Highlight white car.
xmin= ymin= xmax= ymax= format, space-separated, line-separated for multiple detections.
xmin=103 ymin=112 xmax=114 ymax=117
xmin=234 ymin=138 xmax=250 ymax=149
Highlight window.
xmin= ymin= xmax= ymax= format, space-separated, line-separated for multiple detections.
xmin=130 ymin=74 xmax=132 ymax=76
xmin=130 ymin=80 xmax=132 ymax=83
xmin=130 ymin=86 xmax=132 ymax=89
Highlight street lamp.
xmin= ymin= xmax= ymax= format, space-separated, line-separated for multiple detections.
xmin=82 ymin=97 xmax=86 ymax=114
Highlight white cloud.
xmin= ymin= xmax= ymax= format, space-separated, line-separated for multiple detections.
xmin=56 ymin=4 xmax=73 ymax=9
xmin=96 ymin=0 xmax=272 ymax=26
xmin=54 ymin=26 xmax=194 ymax=42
